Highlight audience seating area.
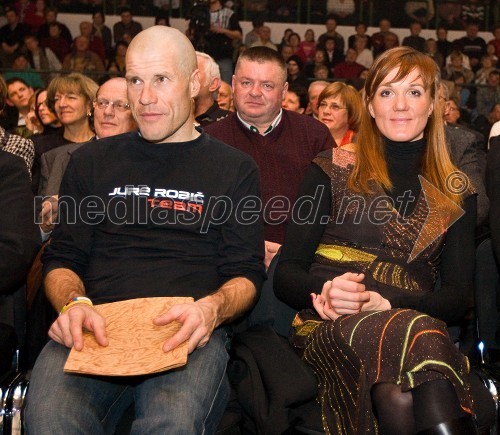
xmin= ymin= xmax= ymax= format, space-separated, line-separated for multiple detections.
xmin=1 ymin=0 xmax=499 ymax=30
xmin=3 ymin=0 xmax=500 ymax=433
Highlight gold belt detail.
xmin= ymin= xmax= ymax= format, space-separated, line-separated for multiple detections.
xmin=315 ymin=244 xmax=377 ymax=263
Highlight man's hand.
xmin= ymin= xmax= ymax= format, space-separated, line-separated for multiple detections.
xmin=153 ymin=299 xmax=217 ymax=354
xmin=154 ymin=277 xmax=256 ymax=354
xmin=39 ymin=195 xmax=59 ymax=233
xmin=48 ymin=304 xmax=108 ymax=351
xmin=264 ymin=240 xmax=281 ymax=270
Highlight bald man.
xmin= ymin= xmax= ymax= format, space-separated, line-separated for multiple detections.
xmin=25 ymin=26 xmax=265 ymax=434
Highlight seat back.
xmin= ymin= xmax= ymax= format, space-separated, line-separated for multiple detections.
xmin=0 ymin=286 xmax=27 ymax=376
xmin=0 ymin=286 xmax=29 ymax=435
xmin=230 ymin=251 xmax=324 ymax=434
xmin=247 ymin=251 xmax=297 ymax=337
xmin=475 ymin=238 xmax=500 ymax=352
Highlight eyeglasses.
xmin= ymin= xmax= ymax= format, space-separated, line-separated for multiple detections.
xmin=318 ymin=102 xmax=347 ymax=112
xmin=94 ymin=99 xmax=130 ymax=112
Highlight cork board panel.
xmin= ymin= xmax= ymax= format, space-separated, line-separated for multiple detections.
xmin=64 ymin=296 xmax=193 ymax=376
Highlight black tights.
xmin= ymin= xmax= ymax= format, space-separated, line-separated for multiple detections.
xmin=371 ymin=382 xmax=414 ymax=435
xmin=371 ymin=379 xmax=465 ymax=434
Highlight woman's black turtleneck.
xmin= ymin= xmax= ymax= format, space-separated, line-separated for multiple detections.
xmin=384 ymin=137 xmax=425 ymax=216
xmin=275 ymin=141 xmax=477 ymax=325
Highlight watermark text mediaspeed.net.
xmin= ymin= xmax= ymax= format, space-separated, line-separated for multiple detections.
xmin=35 ymin=171 xmax=468 ymax=262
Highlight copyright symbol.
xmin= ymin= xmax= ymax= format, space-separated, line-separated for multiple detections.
xmin=446 ymin=171 xmax=469 ymax=195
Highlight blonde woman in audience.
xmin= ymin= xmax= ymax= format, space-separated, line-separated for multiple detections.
xmin=317 ymin=81 xmax=362 ymax=147
xmin=354 ymin=34 xmax=373 ymax=69
xmin=47 ymin=73 xmax=97 ymax=144
xmin=297 ymin=28 xmax=316 ymax=65
xmin=32 ymin=73 xmax=98 ymax=193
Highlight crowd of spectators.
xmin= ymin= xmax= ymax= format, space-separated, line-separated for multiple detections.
xmin=202 ymin=13 xmax=499 ymax=152
xmin=0 ymin=4 xmax=164 ymax=85
xmin=2 ymin=2 xmax=500 ymax=151
xmin=2 ymin=0 xmax=499 ymax=26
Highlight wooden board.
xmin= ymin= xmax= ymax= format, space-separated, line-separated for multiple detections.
xmin=64 ymin=297 xmax=192 ymax=376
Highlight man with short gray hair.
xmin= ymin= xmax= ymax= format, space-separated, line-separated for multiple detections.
xmin=307 ymin=80 xmax=330 ymax=118
xmin=195 ymin=51 xmax=230 ymax=126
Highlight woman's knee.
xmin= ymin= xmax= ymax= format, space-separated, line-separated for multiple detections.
xmin=372 ymin=382 xmax=413 ymax=412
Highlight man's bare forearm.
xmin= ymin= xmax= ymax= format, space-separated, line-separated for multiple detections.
xmin=44 ymin=268 xmax=86 ymax=312
xmin=198 ymin=277 xmax=257 ymax=328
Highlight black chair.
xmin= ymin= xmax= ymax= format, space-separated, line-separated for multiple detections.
xmin=475 ymin=237 xmax=500 ymax=357
xmin=0 ymin=286 xmax=29 ymax=435
xmin=473 ymin=237 xmax=500 ymax=434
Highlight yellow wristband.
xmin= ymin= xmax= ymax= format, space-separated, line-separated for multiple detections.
xmin=60 ymin=296 xmax=93 ymax=315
